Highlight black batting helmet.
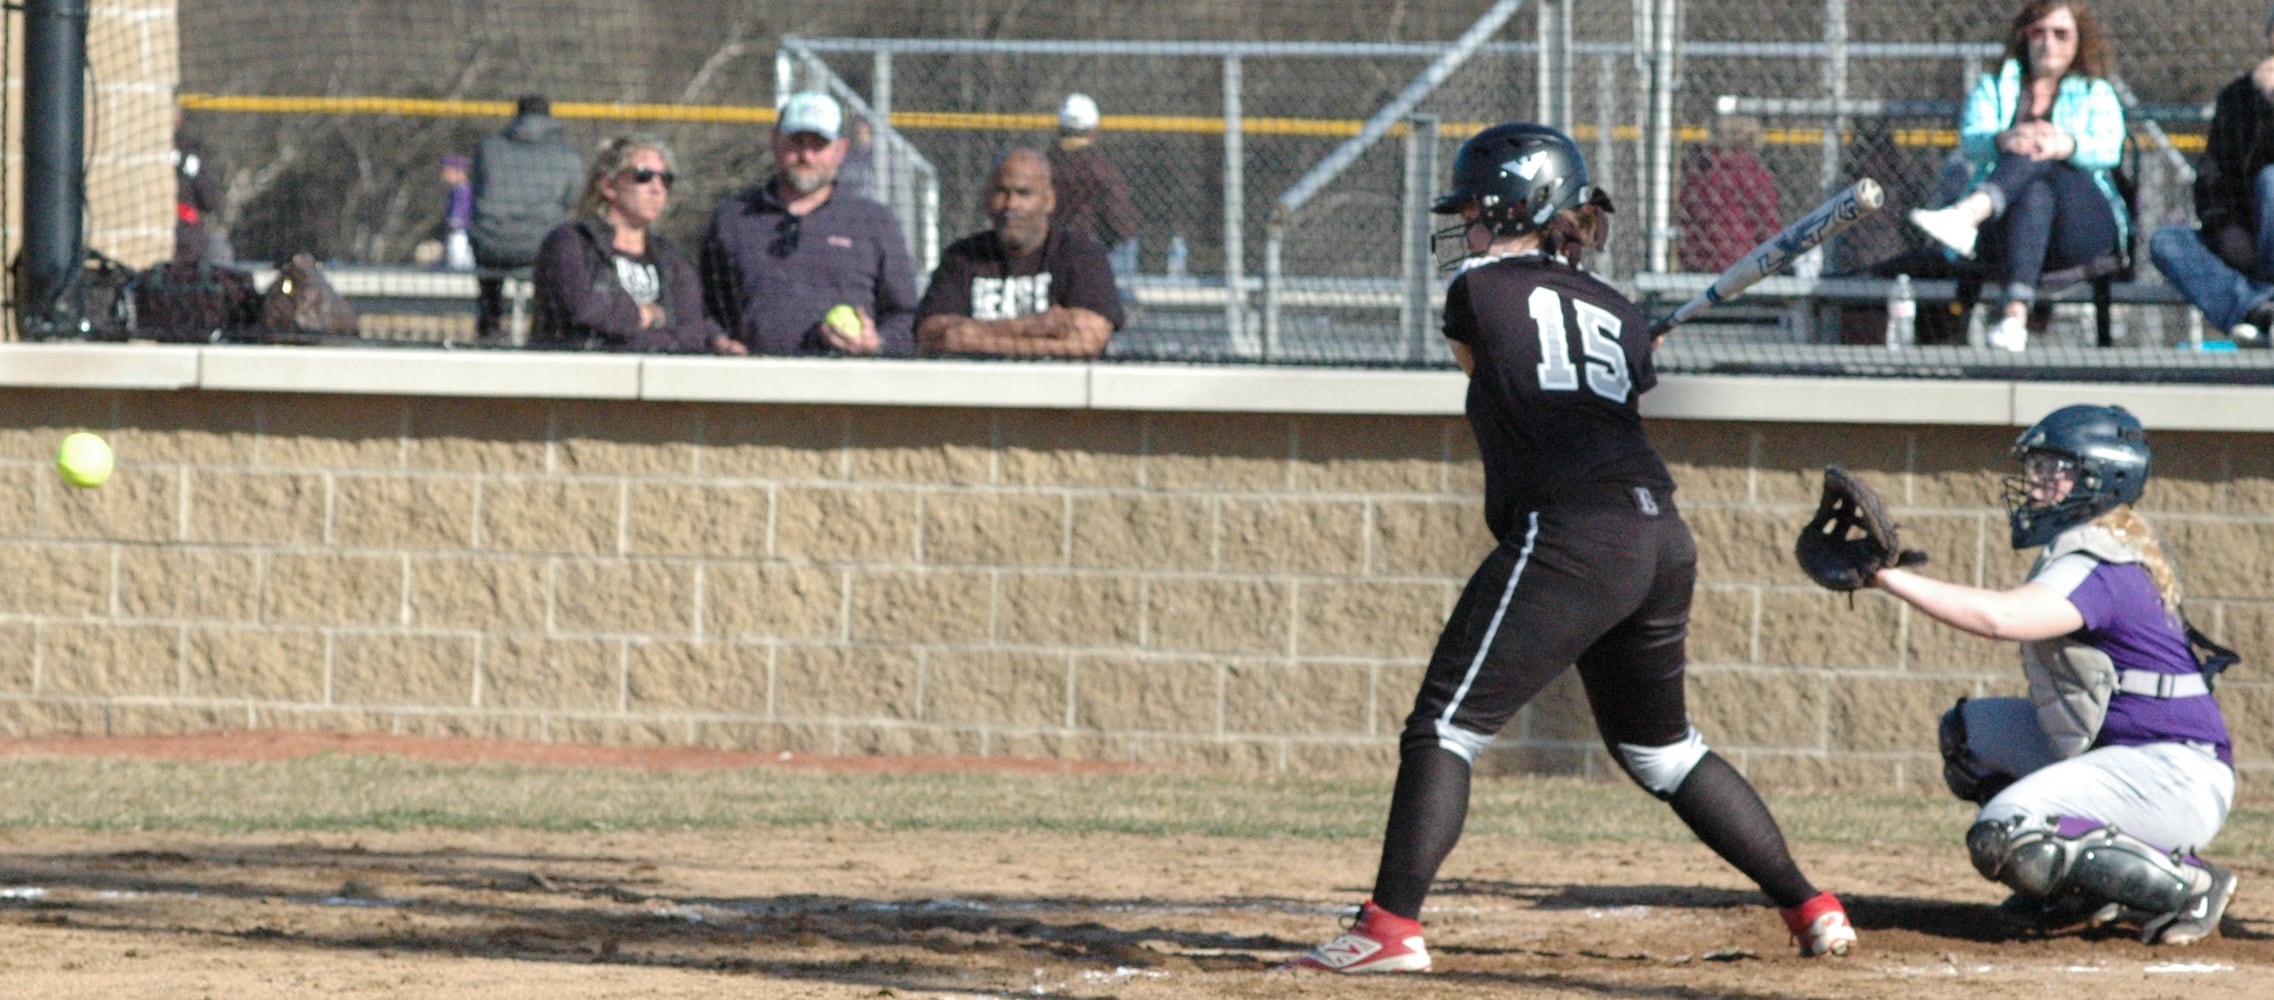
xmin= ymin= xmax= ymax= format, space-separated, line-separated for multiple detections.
xmin=1432 ymin=123 xmax=1607 ymax=238
xmin=2003 ymin=403 xmax=2152 ymax=549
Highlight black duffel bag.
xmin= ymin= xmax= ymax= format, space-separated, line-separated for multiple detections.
xmin=132 ymin=260 xmax=260 ymax=343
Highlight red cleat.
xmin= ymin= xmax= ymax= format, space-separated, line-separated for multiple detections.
xmin=1781 ymin=891 xmax=1857 ymax=957
xmin=1285 ymin=900 xmax=1431 ymax=973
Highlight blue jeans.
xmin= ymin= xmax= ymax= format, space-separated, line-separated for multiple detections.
xmin=1973 ymin=154 xmax=2120 ymax=305
xmin=2151 ymin=228 xmax=2274 ymax=332
xmin=2148 ymin=165 xmax=2274 ymax=332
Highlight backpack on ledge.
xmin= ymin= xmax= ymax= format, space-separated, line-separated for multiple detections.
xmin=132 ymin=260 xmax=260 ymax=343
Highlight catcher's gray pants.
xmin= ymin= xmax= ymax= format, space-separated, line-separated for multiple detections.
xmin=1402 ymin=499 xmax=1695 ymax=767
xmin=1963 ymin=696 xmax=2234 ymax=854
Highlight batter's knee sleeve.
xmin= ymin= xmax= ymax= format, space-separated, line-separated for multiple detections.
xmin=1966 ymin=818 xmax=2196 ymax=914
xmin=1614 ymin=727 xmax=1710 ymax=798
xmin=1402 ymin=718 xmax=1497 ymax=765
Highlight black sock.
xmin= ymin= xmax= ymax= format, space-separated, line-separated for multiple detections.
xmin=1665 ymin=752 xmax=1817 ymax=908
xmin=1370 ymin=745 xmax=1472 ymax=921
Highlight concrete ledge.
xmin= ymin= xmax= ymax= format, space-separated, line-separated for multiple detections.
xmin=1642 ymin=376 xmax=2016 ymax=425
xmin=4 ymin=344 xmax=2268 ymax=431
xmin=641 ymin=357 xmax=1090 ymax=407
xmin=1088 ymin=364 xmax=1466 ymax=414
xmin=0 ymin=343 xmax=201 ymax=389
xmin=197 ymin=346 xmax=642 ymax=398
xmin=2012 ymin=382 xmax=2274 ymax=433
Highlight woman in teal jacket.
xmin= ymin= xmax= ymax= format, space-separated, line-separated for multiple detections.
xmin=1909 ymin=0 xmax=2127 ymax=351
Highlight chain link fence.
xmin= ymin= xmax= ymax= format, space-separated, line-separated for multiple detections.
xmin=6 ymin=0 xmax=2270 ymax=377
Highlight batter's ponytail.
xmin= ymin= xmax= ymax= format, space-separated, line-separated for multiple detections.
xmin=1539 ymin=190 xmax=1614 ymax=264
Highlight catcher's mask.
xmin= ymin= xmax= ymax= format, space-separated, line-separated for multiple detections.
xmin=1429 ymin=122 xmax=1612 ymax=270
xmin=2003 ymin=404 xmax=2150 ymax=549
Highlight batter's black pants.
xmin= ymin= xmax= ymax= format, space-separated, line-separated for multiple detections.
xmin=1402 ymin=499 xmax=1693 ymax=760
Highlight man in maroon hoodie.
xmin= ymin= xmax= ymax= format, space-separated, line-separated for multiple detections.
xmin=1676 ymin=114 xmax=1783 ymax=273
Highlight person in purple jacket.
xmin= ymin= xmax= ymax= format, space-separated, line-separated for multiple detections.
xmin=1872 ymin=404 xmax=2239 ymax=946
xmin=700 ymin=92 xmax=919 ymax=356
xmin=528 ymin=134 xmax=728 ymax=353
xmin=440 ymin=154 xmax=476 ymax=272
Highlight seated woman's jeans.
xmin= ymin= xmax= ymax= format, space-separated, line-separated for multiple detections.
xmin=1972 ymin=153 xmax=2121 ymax=305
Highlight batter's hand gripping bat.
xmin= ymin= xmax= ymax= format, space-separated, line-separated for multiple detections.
xmin=1647 ymin=178 xmax=1885 ymax=338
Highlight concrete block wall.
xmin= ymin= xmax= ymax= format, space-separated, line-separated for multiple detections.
xmin=0 ymin=349 xmax=2268 ymax=792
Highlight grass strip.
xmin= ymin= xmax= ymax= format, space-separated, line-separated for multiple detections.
xmin=3 ymin=753 xmax=2268 ymax=860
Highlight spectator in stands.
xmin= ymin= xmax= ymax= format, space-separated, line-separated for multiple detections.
xmin=838 ymin=115 xmax=878 ymax=202
xmin=916 ymin=148 xmax=1123 ymax=358
xmin=1907 ymin=0 xmax=2128 ymax=352
xmin=528 ymin=135 xmax=730 ymax=353
xmin=471 ymin=94 xmax=584 ymax=342
xmin=1048 ymin=93 xmax=1142 ymax=276
xmin=439 ymin=154 xmax=476 ymax=272
xmin=700 ymin=92 xmax=919 ymax=355
xmin=172 ymin=107 xmax=234 ymax=266
xmin=2147 ymin=3 xmax=2274 ymax=347
xmin=1677 ymin=114 xmax=1782 ymax=274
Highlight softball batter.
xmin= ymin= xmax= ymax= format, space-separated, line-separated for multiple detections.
xmin=1289 ymin=123 xmax=1856 ymax=974
xmin=1874 ymin=403 xmax=2238 ymax=944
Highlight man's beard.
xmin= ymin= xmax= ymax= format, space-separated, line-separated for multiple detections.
xmin=995 ymin=213 xmax=1048 ymax=255
xmin=783 ymin=166 xmax=836 ymax=196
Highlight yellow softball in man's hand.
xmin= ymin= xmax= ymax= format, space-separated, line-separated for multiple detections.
xmin=824 ymin=304 xmax=862 ymax=338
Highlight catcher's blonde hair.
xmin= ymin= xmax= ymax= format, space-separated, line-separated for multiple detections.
xmin=2092 ymin=504 xmax=2181 ymax=616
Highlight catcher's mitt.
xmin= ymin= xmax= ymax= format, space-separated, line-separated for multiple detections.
xmin=1795 ymin=466 xmax=1928 ymax=592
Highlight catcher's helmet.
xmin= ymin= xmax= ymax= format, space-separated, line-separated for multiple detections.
xmin=2003 ymin=403 xmax=2151 ymax=549
xmin=1432 ymin=123 xmax=1604 ymax=238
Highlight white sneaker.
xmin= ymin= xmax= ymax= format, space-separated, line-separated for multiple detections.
xmin=1909 ymin=206 xmax=1979 ymax=259
xmin=1988 ymin=316 xmax=2029 ymax=352
xmin=2232 ymin=322 xmax=2264 ymax=346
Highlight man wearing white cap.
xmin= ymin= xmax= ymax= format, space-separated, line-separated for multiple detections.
xmin=700 ymin=91 xmax=920 ymax=355
xmin=1047 ymin=93 xmax=1141 ymax=276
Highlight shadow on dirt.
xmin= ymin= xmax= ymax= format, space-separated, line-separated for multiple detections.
xmin=1 ymin=844 xmax=2263 ymax=996
xmin=1432 ymin=875 xmax=2272 ymax=947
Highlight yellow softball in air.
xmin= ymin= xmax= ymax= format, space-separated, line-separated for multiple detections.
xmin=56 ymin=431 xmax=114 ymax=489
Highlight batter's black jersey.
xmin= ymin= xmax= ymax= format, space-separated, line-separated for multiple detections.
xmin=1443 ymin=254 xmax=1676 ymax=541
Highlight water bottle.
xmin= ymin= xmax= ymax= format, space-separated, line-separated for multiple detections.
xmin=1794 ymin=246 xmax=1823 ymax=281
xmin=1166 ymin=234 xmax=1189 ymax=279
xmin=1885 ymin=273 xmax=1915 ymax=350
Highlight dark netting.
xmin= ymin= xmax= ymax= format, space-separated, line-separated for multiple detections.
xmin=0 ymin=0 xmax=2262 ymax=380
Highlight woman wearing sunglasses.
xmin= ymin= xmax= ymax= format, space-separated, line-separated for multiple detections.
xmin=1906 ymin=0 xmax=2127 ymax=351
xmin=530 ymin=135 xmax=736 ymax=352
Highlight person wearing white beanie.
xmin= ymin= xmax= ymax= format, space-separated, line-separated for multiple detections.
xmin=1048 ymin=93 xmax=1140 ymax=276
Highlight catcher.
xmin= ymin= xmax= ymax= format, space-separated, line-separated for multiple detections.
xmin=1797 ymin=404 xmax=2238 ymax=944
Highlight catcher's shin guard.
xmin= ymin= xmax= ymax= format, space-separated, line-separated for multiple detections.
xmin=1967 ymin=819 xmax=2196 ymax=916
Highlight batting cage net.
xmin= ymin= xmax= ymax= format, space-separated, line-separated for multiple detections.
xmin=1 ymin=0 xmax=2268 ymax=380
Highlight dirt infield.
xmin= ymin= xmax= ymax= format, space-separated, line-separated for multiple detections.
xmin=1 ymin=734 xmax=2268 ymax=999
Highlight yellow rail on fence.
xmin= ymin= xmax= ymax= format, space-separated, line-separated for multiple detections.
xmin=177 ymin=94 xmax=2198 ymax=152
